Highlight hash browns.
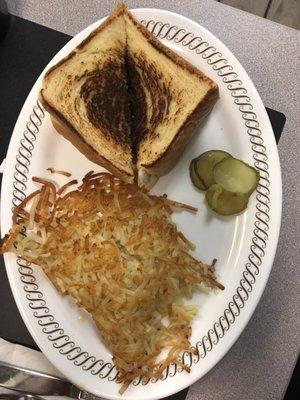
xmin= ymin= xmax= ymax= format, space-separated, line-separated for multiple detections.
xmin=0 ymin=172 xmax=224 ymax=393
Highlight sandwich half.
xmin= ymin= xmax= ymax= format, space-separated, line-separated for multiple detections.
xmin=40 ymin=3 xmax=219 ymax=187
xmin=40 ymin=4 xmax=134 ymax=183
xmin=124 ymin=11 xmax=218 ymax=186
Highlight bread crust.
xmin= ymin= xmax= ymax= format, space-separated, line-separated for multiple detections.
xmin=124 ymin=9 xmax=217 ymax=87
xmin=39 ymin=91 xmax=134 ymax=183
xmin=43 ymin=3 xmax=127 ymax=81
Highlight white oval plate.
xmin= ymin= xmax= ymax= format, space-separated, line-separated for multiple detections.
xmin=1 ymin=8 xmax=281 ymax=400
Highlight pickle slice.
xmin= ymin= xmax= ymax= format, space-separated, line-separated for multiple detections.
xmin=195 ymin=150 xmax=232 ymax=189
xmin=213 ymin=157 xmax=259 ymax=195
xmin=206 ymin=184 xmax=249 ymax=215
xmin=189 ymin=159 xmax=206 ymax=190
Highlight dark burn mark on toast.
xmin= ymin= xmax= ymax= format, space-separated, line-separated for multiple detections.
xmin=126 ymin=51 xmax=172 ymax=152
xmin=80 ymin=55 xmax=131 ymax=148
xmin=76 ymin=48 xmax=173 ymax=161
xmin=125 ymin=53 xmax=146 ymax=159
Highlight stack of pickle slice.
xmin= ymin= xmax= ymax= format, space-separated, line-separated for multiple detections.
xmin=189 ymin=150 xmax=259 ymax=215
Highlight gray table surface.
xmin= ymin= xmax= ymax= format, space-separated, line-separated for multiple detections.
xmin=6 ymin=1 xmax=300 ymax=399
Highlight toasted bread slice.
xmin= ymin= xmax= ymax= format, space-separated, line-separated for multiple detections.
xmin=40 ymin=3 xmax=218 ymax=187
xmin=124 ymin=10 xmax=218 ymax=187
xmin=40 ymin=4 xmax=134 ymax=183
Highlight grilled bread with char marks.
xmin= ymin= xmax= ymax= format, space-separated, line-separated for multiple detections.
xmin=124 ymin=11 xmax=218 ymax=186
xmin=40 ymin=3 xmax=218 ymax=187
xmin=40 ymin=5 xmax=134 ymax=182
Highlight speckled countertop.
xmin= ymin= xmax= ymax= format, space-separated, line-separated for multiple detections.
xmin=5 ymin=1 xmax=300 ymax=399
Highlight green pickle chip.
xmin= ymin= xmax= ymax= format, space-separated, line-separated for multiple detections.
xmin=206 ymin=184 xmax=249 ymax=215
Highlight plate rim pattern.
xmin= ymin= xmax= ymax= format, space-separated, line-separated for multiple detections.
xmin=9 ymin=18 xmax=270 ymax=385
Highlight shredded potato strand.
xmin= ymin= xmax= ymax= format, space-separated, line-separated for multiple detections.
xmin=0 ymin=172 xmax=223 ymax=393
xmin=47 ymin=167 xmax=71 ymax=177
